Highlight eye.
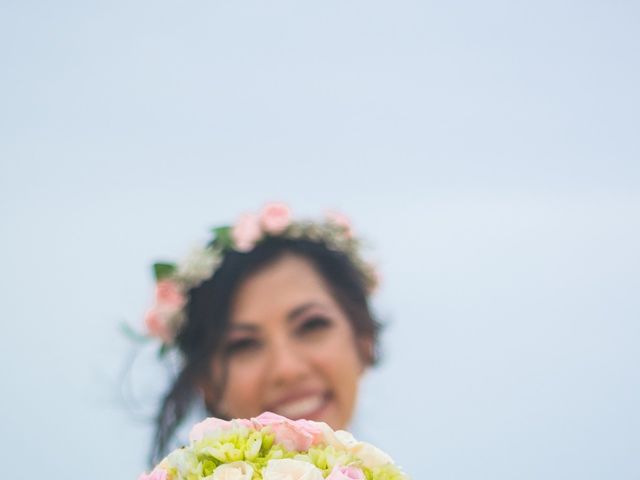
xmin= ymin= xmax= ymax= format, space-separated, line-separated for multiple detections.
xmin=297 ymin=315 xmax=332 ymax=335
xmin=224 ymin=338 xmax=261 ymax=357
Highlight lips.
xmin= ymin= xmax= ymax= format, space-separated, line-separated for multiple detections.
xmin=268 ymin=391 xmax=331 ymax=420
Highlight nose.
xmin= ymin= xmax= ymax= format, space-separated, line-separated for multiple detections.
xmin=266 ymin=338 xmax=312 ymax=387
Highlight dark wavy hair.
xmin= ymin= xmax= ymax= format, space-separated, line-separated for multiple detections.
xmin=149 ymin=236 xmax=381 ymax=465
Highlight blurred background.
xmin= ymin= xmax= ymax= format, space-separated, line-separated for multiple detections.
xmin=1 ymin=1 xmax=639 ymax=478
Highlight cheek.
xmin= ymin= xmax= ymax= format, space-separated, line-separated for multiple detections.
xmin=315 ymin=337 xmax=362 ymax=429
xmin=312 ymin=327 xmax=363 ymax=399
xmin=214 ymin=360 xmax=264 ymax=417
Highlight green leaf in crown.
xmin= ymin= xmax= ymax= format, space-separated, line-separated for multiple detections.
xmin=153 ymin=262 xmax=177 ymax=281
xmin=119 ymin=321 xmax=151 ymax=343
xmin=211 ymin=225 xmax=234 ymax=250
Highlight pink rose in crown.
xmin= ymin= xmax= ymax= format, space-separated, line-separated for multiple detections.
xmin=260 ymin=202 xmax=291 ymax=235
xmin=155 ymin=280 xmax=185 ymax=308
xmin=232 ymin=213 xmax=262 ymax=252
xmin=325 ymin=210 xmax=353 ymax=238
xmin=144 ymin=307 xmax=174 ymax=343
xmin=144 ymin=280 xmax=184 ymax=342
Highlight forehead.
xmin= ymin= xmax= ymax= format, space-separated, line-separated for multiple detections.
xmin=230 ymin=254 xmax=336 ymax=323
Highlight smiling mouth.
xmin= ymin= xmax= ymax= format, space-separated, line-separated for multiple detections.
xmin=269 ymin=392 xmax=331 ymax=420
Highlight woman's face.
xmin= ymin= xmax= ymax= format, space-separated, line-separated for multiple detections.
xmin=210 ymin=254 xmax=366 ymax=430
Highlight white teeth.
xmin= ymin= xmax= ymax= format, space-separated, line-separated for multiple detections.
xmin=273 ymin=395 xmax=326 ymax=419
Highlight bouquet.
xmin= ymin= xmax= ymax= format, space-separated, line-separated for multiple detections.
xmin=139 ymin=412 xmax=408 ymax=480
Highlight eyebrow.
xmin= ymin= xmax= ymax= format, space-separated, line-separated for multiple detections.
xmin=228 ymin=302 xmax=325 ymax=332
xmin=287 ymin=302 xmax=323 ymax=321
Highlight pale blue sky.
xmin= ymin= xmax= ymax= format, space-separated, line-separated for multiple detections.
xmin=1 ymin=1 xmax=639 ymax=479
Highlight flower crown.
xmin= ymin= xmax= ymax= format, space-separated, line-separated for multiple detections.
xmin=143 ymin=203 xmax=379 ymax=347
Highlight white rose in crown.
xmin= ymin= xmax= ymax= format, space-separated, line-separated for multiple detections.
xmin=138 ymin=412 xmax=407 ymax=480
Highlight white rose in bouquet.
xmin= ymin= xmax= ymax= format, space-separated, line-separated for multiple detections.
xmin=348 ymin=442 xmax=394 ymax=469
xmin=211 ymin=461 xmax=253 ymax=480
xmin=335 ymin=430 xmax=393 ymax=468
xmin=262 ymin=459 xmax=324 ymax=480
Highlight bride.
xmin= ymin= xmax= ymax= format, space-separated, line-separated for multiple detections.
xmin=142 ymin=203 xmax=381 ymax=465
